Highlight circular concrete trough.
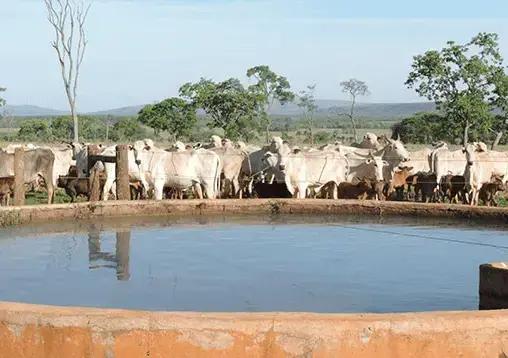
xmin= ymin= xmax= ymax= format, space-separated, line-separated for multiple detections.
xmin=0 ymin=199 xmax=508 ymax=358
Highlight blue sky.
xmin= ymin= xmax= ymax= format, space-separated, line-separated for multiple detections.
xmin=1 ymin=0 xmax=508 ymax=112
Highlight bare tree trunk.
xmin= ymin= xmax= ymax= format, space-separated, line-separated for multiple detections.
xmin=44 ymin=0 xmax=90 ymax=143
xmin=349 ymin=96 xmax=358 ymax=142
xmin=492 ymin=131 xmax=504 ymax=150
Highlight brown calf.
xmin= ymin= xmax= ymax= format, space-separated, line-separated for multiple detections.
xmin=478 ymin=174 xmax=505 ymax=207
xmin=387 ymin=166 xmax=413 ymax=200
xmin=414 ymin=172 xmax=438 ymax=203
xmin=337 ymin=181 xmax=373 ymax=200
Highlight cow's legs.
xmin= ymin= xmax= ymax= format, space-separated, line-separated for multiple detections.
xmin=232 ymin=177 xmax=241 ymax=198
xmin=102 ymin=177 xmax=115 ymax=201
xmin=46 ymin=180 xmax=54 ymax=205
xmin=296 ymin=183 xmax=307 ymax=199
xmin=153 ymin=179 xmax=165 ymax=200
xmin=194 ymin=183 xmax=203 ymax=199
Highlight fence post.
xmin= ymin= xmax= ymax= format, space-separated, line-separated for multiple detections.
xmin=116 ymin=144 xmax=130 ymax=200
xmin=116 ymin=230 xmax=131 ymax=281
xmin=87 ymin=145 xmax=101 ymax=176
xmin=87 ymin=145 xmax=102 ymax=201
xmin=13 ymin=147 xmax=25 ymax=206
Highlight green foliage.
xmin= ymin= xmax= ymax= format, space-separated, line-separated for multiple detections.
xmin=313 ymin=131 xmax=333 ymax=144
xmin=180 ymin=78 xmax=263 ymax=140
xmin=393 ymin=112 xmax=507 ymax=145
xmin=49 ymin=116 xmax=73 ymax=140
xmin=392 ymin=113 xmax=448 ymax=144
xmin=15 ymin=116 xmax=140 ymax=142
xmin=18 ymin=120 xmax=51 ymax=141
xmin=247 ymin=65 xmax=295 ymax=141
xmin=110 ymin=117 xmax=147 ymax=141
xmin=406 ymin=32 xmax=505 ymax=144
xmin=137 ymin=98 xmax=197 ymax=140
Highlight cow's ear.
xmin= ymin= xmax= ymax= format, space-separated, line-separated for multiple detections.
xmin=407 ymin=166 xmax=414 ymax=172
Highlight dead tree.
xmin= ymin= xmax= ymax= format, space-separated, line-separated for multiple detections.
xmin=44 ymin=0 xmax=91 ymax=142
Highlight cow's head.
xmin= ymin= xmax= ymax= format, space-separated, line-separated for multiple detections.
xmin=365 ymin=156 xmax=389 ymax=182
xmin=262 ymin=151 xmax=279 ymax=170
xmin=386 ymin=138 xmax=410 ymax=162
xmin=463 ymin=143 xmax=479 ymax=167
xmin=172 ymin=141 xmax=186 ymax=152
xmin=131 ymin=141 xmax=149 ymax=166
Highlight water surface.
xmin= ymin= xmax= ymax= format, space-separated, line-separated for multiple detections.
xmin=0 ymin=215 xmax=506 ymax=313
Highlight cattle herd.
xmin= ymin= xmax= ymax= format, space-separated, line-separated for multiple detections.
xmin=0 ymin=133 xmax=507 ymax=207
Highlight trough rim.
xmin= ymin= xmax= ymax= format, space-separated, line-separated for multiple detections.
xmin=0 ymin=199 xmax=507 ymax=323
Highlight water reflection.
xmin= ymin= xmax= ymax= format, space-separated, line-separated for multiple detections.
xmin=88 ymin=226 xmax=131 ymax=281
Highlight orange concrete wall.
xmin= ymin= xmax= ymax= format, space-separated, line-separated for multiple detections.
xmin=1 ymin=302 xmax=508 ymax=358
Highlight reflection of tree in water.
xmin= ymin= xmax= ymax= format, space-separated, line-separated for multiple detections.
xmin=88 ymin=227 xmax=130 ymax=281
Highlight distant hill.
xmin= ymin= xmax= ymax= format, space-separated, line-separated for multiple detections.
xmin=4 ymin=105 xmax=67 ymax=117
xmin=89 ymin=105 xmax=145 ymax=117
xmin=5 ymin=100 xmax=436 ymax=119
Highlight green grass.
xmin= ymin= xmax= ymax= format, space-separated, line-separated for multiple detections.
xmin=24 ymin=189 xmax=87 ymax=205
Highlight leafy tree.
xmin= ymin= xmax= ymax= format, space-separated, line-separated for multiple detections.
xmin=489 ymin=69 xmax=508 ymax=148
xmin=406 ymin=32 xmax=504 ymax=144
xmin=18 ymin=120 xmax=51 ymax=141
xmin=110 ymin=117 xmax=147 ymax=141
xmin=339 ymin=79 xmax=369 ymax=142
xmin=138 ymin=104 xmax=164 ymax=136
xmin=392 ymin=112 xmax=448 ymax=144
xmin=298 ymin=84 xmax=318 ymax=144
xmin=79 ymin=116 xmax=107 ymax=141
xmin=50 ymin=116 xmax=74 ymax=140
xmin=180 ymin=78 xmax=262 ymax=140
xmin=246 ymin=65 xmax=295 ymax=142
xmin=137 ymin=98 xmax=197 ymax=140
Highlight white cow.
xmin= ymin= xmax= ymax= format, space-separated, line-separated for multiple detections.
xmin=121 ymin=142 xmax=220 ymax=200
xmin=336 ymin=138 xmax=410 ymax=182
xmin=431 ymin=144 xmax=467 ymax=187
xmin=463 ymin=142 xmax=508 ymax=205
xmin=344 ymin=153 xmax=389 ymax=183
xmin=262 ymin=148 xmax=348 ymax=199
xmin=405 ymin=148 xmax=432 ymax=175
xmin=211 ymin=144 xmax=246 ymax=198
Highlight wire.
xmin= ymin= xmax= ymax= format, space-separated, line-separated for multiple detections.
xmin=329 ymin=223 xmax=508 ymax=250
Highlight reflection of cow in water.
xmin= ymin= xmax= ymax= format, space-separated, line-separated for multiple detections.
xmin=88 ymin=228 xmax=131 ymax=281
